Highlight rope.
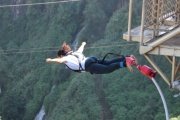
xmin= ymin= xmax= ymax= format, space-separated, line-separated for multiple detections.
xmin=0 ymin=0 xmax=80 ymax=8
xmin=0 ymin=43 xmax=138 ymax=55
xmin=0 ymin=41 xmax=130 ymax=52
xmin=151 ymin=78 xmax=169 ymax=120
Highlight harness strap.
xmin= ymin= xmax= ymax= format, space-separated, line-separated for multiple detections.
xmin=73 ymin=54 xmax=84 ymax=71
xmin=66 ymin=51 xmax=84 ymax=72
xmin=101 ymin=53 xmax=122 ymax=63
xmin=65 ymin=64 xmax=82 ymax=72
xmin=65 ymin=52 xmax=122 ymax=73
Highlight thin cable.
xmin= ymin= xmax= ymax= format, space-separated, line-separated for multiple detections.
xmin=0 ymin=0 xmax=80 ymax=8
xmin=86 ymin=43 xmax=136 ymax=49
xmin=0 ymin=41 xmax=130 ymax=52
xmin=1 ymin=43 xmax=137 ymax=54
xmin=0 ymin=43 xmax=137 ymax=55
xmin=0 ymin=42 xmax=137 ymax=52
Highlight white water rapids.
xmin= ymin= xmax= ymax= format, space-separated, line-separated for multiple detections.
xmin=34 ymin=105 xmax=45 ymax=120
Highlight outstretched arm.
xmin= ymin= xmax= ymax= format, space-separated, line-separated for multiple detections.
xmin=77 ymin=42 xmax=86 ymax=53
xmin=46 ymin=57 xmax=66 ymax=64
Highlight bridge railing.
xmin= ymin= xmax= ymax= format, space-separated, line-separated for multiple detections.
xmin=141 ymin=0 xmax=179 ymax=42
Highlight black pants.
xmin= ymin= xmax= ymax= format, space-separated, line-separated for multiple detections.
xmin=85 ymin=56 xmax=126 ymax=74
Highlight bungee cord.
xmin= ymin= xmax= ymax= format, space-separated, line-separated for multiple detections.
xmin=0 ymin=0 xmax=80 ymax=8
xmin=137 ymin=65 xmax=169 ymax=120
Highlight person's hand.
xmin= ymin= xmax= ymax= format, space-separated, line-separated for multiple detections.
xmin=82 ymin=42 xmax=86 ymax=46
xmin=46 ymin=58 xmax=52 ymax=63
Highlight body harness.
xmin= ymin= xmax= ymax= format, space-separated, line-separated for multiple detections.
xmin=65 ymin=51 xmax=84 ymax=72
xmin=65 ymin=52 xmax=122 ymax=73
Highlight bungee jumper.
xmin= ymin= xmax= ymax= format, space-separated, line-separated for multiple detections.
xmin=46 ymin=42 xmax=137 ymax=74
xmin=46 ymin=41 xmax=171 ymax=120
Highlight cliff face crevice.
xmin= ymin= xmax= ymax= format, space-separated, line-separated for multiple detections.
xmin=94 ymin=75 xmax=113 ymax=120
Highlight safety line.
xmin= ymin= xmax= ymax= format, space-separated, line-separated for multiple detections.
xmin=0 ymin=42 xmax=137 ymax=52
xmin=0 ymin=0 xmax=80 ymax=8
xmin=85 ymin=44 xmax=136 ymax=49
xmin=0 ymin=43 xmax=138 ymax=55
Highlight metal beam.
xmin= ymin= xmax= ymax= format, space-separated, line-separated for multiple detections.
xmin=140 ymin=0 xmax=145 ymax=45
xmin=150 ymin=27 xmax=180 ymax=48
xmin=141 ymin=27 xmax=180 ymax=54
xmin=165 ymin=56 xmax=172 ymax=64
xmin=171 ymin=56 xmax=175 ymax=84
xmin=175 ymin=62 xmax=180 ymax=77
xmin=128 ymin=0 xmax=133 ymax=41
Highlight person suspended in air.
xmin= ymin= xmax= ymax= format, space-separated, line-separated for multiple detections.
xmin=46 ymin=42 xmax=137 ymax=74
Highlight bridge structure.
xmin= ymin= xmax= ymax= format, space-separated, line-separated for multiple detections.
xmin=123 ymin=0 xmax=180 ymax=87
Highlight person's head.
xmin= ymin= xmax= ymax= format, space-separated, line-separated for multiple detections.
xmin=57 ymin=42 xmax=72 ymax=57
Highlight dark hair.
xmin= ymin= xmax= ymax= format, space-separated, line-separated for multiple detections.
xmin=57 ymin=42 xmax=72 ymax=57
xmin=57 ymin=50 xmax=66 ymax=56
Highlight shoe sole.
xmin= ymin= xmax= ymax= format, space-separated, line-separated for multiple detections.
xmin=127 ymin=55 xmax=138 ymax=72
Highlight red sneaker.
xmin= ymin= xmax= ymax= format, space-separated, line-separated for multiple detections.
xmin=125 ymin=55 xmax=138 ymax=72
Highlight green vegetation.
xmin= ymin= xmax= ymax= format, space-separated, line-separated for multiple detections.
xmin=0 ymin=0 xmax=179 ymax=120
